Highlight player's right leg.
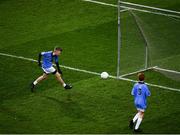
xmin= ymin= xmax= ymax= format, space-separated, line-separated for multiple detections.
xmin=31 ymin=73 xmax=48 ymax=92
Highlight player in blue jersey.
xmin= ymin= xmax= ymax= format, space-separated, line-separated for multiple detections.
xmin=31 ymin=47 xmax=72 ymax=92
xmin=129 ymin=73 xmax=151 ymax=133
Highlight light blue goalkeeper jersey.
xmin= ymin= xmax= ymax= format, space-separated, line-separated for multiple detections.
xmin=41 ymin=51 xmax=59 ymax=69
xmin=131 ymin=82 xmax=151 ymax=109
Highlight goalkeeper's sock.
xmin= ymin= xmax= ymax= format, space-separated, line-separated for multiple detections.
xmin=133 ymin=113 xmax=140 ymax=123
xmin=33 ymin=81 xmax=38 ymax=85
xmin=135 ymin=117 xmax=142 ymax=130
xmin=63 ymin=83 xmax=66 ymax=87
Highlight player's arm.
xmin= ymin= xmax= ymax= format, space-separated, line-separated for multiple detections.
xmin=38 ymin=53 xmax=42 ymax=67
xmin=131 ymin=84 xmax=137 ymax=96
xmin=145 ymin=85 xmax=151 ymax=97
xmin=55 ymin=56 xmax=63 ymax=75
xmin=55 ymin=62 xmax=63 ymax=75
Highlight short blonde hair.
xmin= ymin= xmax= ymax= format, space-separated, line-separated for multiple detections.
xmin=54 ymin=47 xmax=62 ymax=52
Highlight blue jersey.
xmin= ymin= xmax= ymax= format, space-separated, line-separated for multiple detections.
xmin=131 ymin=82 xmax=151 ymax=109
xmin=41 ymin=51 xmax=59 ymax=69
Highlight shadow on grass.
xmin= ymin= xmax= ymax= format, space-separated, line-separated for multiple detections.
xmin=41 ymin=95 xmax=95 ymax=121
xmin=143 ymin=111 xmax=180 ymax=134
xmin=0 ymin=105 xmax=31 ymax=121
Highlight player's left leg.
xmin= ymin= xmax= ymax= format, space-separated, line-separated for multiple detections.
xmin=129 ymin=111 xmax=140 ymax=129
xmin=54 ymin=72 xmax=72 ymax=89
xmin=54 ymin=72 xmax=65 ymax=86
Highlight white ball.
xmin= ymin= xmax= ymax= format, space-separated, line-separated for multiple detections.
xmin=101 ymin=72 xmax=109 ymax=79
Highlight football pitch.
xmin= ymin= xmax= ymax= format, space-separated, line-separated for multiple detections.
xmin=0 ymin=0 xmax=180 ymax=134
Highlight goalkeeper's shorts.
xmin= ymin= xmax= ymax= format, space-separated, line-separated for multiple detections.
xmin=42 ymin=66 xmax=57 ymax=74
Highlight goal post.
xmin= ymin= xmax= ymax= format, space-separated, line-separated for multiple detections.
xmin=117 ymin=1 xmax=180 ymax=79
xmin=117 ymin=0 xmax=150 ymax=78
xmin=117 ymin=0 xmax=121 ymax=78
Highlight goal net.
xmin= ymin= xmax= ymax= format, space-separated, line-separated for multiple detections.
xmin=117 ymin=0 xmax=180 ymax=79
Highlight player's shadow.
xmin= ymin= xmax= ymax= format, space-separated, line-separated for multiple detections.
xmin=142 ymin=111 xmax=180 ymax=134
xmin=41 ymin=95 xmax=94 ymax=121
xmin=0 ymin=105 xmax=31 ymax=122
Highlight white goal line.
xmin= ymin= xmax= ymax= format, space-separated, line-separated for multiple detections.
xmin=120 ymin=66 xmax=157 ymax=78
xmin=120 ymin=66 xmax=180 ymax=78
xmin=0 ymin=52 xmax=179 ymax=92
xmin=82 ymin=0 xmax=180 ymax=19
xmin=82 ymin=0 xmax=117 ymax=7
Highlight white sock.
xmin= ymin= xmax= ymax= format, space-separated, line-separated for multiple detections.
xmin=133 ymin=113 xmax=140 ymax=123
xmin=33 ymin=81 xmax=38 ymax=85
xmin=63 ymin=83 xmax=66 ymax=87
xmin=135 ymin=117 xmax=142 ymax=130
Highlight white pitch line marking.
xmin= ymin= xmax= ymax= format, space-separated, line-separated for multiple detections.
xmin=0 ymin=52 xmax=100 ymax=76
xmin=120 ymin=8 xmax=129 ymax=13
xmin=120 ymin=66 xmax=157 ymax=78
xmin=82 ymin=0 xmax=117 ymax=7
xmin=81 ymin=0 xmax=180 ymax=19
xmin=0 ymin=52 xmax=179 ymax=92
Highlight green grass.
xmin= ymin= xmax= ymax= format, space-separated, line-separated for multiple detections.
xmin=0 ymin=58 xmax=180 ymax=133
xmin=0 ymin=0 xmax=180 ymax=134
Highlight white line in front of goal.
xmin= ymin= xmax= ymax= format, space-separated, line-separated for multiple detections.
xmin=82 ymin=0 xmax=117 ymax=7
xmin=0 ymin=52 xmax=101 ymax=76
xmin=120 ymin=8 xmax=129 ymax=13
xmin=0 ymin=52 xmax=180 ymax=92
xmin=120 ymin=66 xmax=157 ymax=78
xmin=82 ymin=0 xmax=180 ymax=19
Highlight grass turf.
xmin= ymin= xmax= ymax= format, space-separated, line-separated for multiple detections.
xmin=1 ymin=57 xmax=180 ymax=134
xmin=0 ymin=0 xmax=180 ymax=133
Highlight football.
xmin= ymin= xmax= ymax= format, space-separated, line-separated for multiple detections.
xmin=101 ymin=72 xmax=109 ymax=79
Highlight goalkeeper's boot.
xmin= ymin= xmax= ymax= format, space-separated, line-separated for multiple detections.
xmin=64 ymin=84 xmax=72 ymax=90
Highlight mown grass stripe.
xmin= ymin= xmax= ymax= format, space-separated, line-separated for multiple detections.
xmin=0 ymin=52 xmax=179 ymax=92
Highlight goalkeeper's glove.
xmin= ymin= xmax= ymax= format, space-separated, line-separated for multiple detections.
xmin=38 ymin=62 xmax=42 ymax=67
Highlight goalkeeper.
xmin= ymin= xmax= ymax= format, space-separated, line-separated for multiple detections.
xmin=31 ymin=47 xmax=72 ymax=92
